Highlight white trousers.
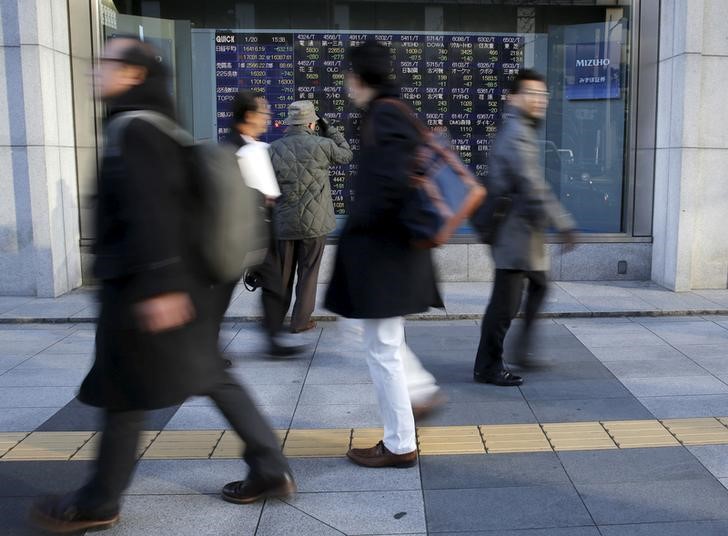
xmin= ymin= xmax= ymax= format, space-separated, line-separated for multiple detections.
xmin=356 ymin=317 xmax=439 ymax=454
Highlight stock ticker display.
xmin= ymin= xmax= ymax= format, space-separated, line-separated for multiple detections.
xmin=215 ymin=31 xmax=525 ymax=216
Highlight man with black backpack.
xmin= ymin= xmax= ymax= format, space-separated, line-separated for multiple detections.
xmin=472 ymin=69 xmax=576 ymax=387
xmin=31 ymin=37 xmax=294 ymax=534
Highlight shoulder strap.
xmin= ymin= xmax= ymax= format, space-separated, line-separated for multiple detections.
xmin=106 ymin=111 xmax=193 ymax=154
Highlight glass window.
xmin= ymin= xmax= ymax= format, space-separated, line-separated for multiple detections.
xmin=105 ymin=0 xmax=633 ymax=234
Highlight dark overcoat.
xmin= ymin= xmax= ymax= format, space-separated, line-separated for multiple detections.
xmin=78 ymin=87 xmax=224 ymax=411
xmin=325 ymin=93 xmax=443 ymax=318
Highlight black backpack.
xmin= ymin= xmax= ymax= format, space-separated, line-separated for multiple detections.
xmin=106 ymin=111 xmax=267 ymax=284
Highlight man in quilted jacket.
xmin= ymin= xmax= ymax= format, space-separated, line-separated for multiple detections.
xmin=269 ymin=101 xmax=353 ymax=333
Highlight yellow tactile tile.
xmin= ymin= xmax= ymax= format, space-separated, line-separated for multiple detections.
xmin=350 ymin=428 xmax=384 ymax=449
xmin=283 ymin=429 xmax=351 ymax=457
xmin=418 ymin=426 xmax=484 ymax=455
xmin=3 ymin=432 xmax=94 ymax=461
xmin=542 ymin=422 xmax=617 ymax=451
xmin=142 ymin=431 xmax=223 ymax=459
xmin=71 ymin=432 xmax=159 ymax=461
xmin=0 ymin=433 xmax=29 ymax=457
xmin=480 ymin=424 xmax=552 ymax=453
xmin=717 ymin=417 xmax=728 ymax=428
xmin=602 ymin=420 xmax=679 ymax=448
xmin=662 ymin=418 xmax=728 ymax=445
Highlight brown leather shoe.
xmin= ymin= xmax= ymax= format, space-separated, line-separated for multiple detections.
xmin=222 ymin=473 xmax=296 ymax=504
xmin=30 ymin=495 xmax=120 ymax=533
xmin=412 ymin=390 xmax=447 ymax=420
xmin=346 ymin=441 xmax=417 ymax=468
xmin=290 ymin=320 xmax=317 ymax=334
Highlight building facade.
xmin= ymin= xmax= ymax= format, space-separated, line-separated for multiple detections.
xmin=0 ymin=0 xmax=726 ymax=296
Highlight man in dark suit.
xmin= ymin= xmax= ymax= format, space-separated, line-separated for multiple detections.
xmin=473 ymin=69 xmax=576 ymax=387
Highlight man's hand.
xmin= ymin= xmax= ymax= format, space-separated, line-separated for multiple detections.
xmin=562 ymin=229 xmax=578 ymax=253
xmin=134 ymin=292 xmax=195 ymax=333
xmin=316 ymin=115 xmax=329 ymax=135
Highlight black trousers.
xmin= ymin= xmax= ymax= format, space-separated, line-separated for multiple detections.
xmin=77 ymin=372 xmax=290 ymax=516
xmin=257 ymin=217 xmax=287 ymax=339
xmin=279 ymin=237 xmax=326 ymax=332
xmin=474 ymin=269 xmax=548 ymax=375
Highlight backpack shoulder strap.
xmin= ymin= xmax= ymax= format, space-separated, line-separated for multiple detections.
xmin=106 ymin=111 xmax=193 ymax=156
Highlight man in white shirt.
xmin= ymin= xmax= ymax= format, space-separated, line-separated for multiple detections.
xmin=228 ymin=91 xmax=306 ymax=357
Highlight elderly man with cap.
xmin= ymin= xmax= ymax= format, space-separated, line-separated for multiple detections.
xmin=269 ymin=101 xmax=353 ymax=333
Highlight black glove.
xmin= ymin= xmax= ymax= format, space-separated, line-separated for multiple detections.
xmin=316 ymin=116 xmax=329 ymax=135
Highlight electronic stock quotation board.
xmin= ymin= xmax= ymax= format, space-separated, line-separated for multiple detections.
xmin=215 ymin=31 xmax=525 ymax=217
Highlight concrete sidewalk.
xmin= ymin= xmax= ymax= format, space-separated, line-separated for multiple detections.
xmin=3 ymin=281 xmax=728 ymax=323
xmin=2 ymin=317 xmax=728 ymax=535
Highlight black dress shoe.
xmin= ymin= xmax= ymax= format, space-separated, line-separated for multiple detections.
xmin=222 ymin=473 xmax=296 ymax=504
xmin=474 ymin=369 xmax=524 ymax=386
xmin=30 ymin=495 xmax=120 ymax=533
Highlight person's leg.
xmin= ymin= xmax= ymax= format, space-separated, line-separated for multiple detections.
xmin=210 ymin=372 xmax=295 ymax=503
xmin=30 ymin=409 xmax=144 ymax=532
xmin=401 ymin=343 xmax=439 ymax=405
xmin=361 ymin=317 xmax=416 ymax=455
xmin=278 ymin=239 xmax=297 ymax=321
xmin=209 ymin=372 xmax=290 ymax=480
xmin=474 ymin=270 xmax=525 ymax=381
xmin=260 ymin=243 xmax=287 ymax=339
xmin=76 ymin=409 xmax=145 ymax=515
xmin=511 ymin=271 xmax=549 ymax=365
xmin=290 ymin=237 xmax=326 ymax=332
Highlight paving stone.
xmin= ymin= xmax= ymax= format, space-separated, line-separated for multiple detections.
xmin=288 ymin=457 xmax=420 ymax=492
xmin=687 ymin=445 xmax=728 ymax=477
xmin=425 ymin=486 xmax=593 ymax=532
xmin=566 ymin=325 xmax=666 ymax=348
xmin=434 ymin=381 xmax=525 ymax=402
xmin=646 ymin=321 xmax=728 ymax=346
xmin=256 ymin=499 xmax=344 ymax=536
xmin=598 ymin=520 xmax=728 ymax=536
xmin=164 ymin=405 xmax=293 ymax=431
xmin=576 ymin=478 xmax=728 ymax=524
xmin=420 ymin=452 xmax=569 ymax=490
xmin=621 ymin=376 xmax=728 ymax=397
xmin=435 ymin=529 xmax=599 ymax=536
xmin=603 ymin=359 xmax=710 ymax=379
xmin=422 ymin=401 xmax=537 ymax=426
xmin=126 ymin=460 xmax=248 ymax=495
xmin=14 ymin=354 xmax=93 ymax=370
xmin=0 ymin=367 xmax=88 ymax=387
xmin=0 ymin=340 xmax=61 ymax=358
xmin=529 ymin=398 xmax=654 ymax=423
xmin=639 ymin=395 xmax=728 ymax=419
xmin=519 ymin=379 xmax=633 ymax=401
xmin=0 ymin=460 xmax=93 ymax=497
xmin=518 ymin=362 xmax=615 ymax=382
xmin=558 ymin=447 xmax=712 ymax=483
xmin=0 ymin=356 xmax=29 ymax=373
xmin=298 ymin=384 xmax=377 ymax=406
xmin=102 ymin=494 xmax=262 ymax=535
xmin=589 ymin=345 xmax=687 ymax=362
xmin=0 ymin=496 xmax=40 ymax=536
xmin=286 ymin=490 xmax=426 ymax=535
xmin=228 ymin=363 xmax=309 ymax=386
xmin=0 ymin=407 xmax=61 ymax=432
xmin=291 ymin=404 xmax=381 ymax=429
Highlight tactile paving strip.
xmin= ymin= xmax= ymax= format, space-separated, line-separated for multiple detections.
xmin=0 ymin=433 xmax=28 ymax=457
xmin=4 ymin=432 xmax=94 ymax=461
xmin=143 ymin=431 xmax=223 ymax=459
xmin=662 ymin=418 xmax=728 ymax=445
xmin=542 ymin=422 xmax=617 ymax=451
xmin=5 ymin=417 xmax=728 ymax=462
xmin=71 ymin=432 xmax=159 ymax=461
xmin=602 ymin=420 xmax=680 ymax=448
xmin=283 ymin=429 xmax=351 ymax=457
xmin=417 ymin=426 xmax=485 ymax=455
xmin=481 ymin=424 xmax=551 ymax=453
